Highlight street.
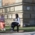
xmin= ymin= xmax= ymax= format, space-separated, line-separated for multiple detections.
xmin=0 ymin=32 xmax=35 ymax=35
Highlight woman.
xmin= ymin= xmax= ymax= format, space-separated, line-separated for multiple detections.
xmin=11 ymin=14 xmax=20 ymax=32
xmin=0 ymin=14 xmax=5 ymax=31
xmin=0 ymin=15 xmax=1 ymax=30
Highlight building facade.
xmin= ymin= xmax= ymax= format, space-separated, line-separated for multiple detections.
xmin=23 ymin=0 xmax=35 ymax=26
xmin=0 ymin=0 xmax=35 ymax=27
xmin=0 ymin=0 xmax=23 ymax=27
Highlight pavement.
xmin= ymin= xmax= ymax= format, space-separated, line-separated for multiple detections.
xmin=0 ymin=32 xmax=35 ymax=35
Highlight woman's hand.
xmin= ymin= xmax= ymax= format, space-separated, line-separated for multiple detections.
xmin=18 ymin=24 xmax=20 ymax=26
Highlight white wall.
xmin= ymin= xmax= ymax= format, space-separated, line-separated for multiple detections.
xmin=15 ymin=5 xmax=22 ymax=11
xmin=15 ymin=0 xmax=22 ymax=3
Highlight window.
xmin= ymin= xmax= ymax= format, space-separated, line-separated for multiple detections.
xmin=18 ymin=13 xmax=23 ymax=18
xmin=0 ymin=3 xmax=2 ymax=7
xmin=27 ymin=7 xmax=30 ymax=10
xmin=5 ymin=8 xmax=7 ymax=13
xmin=0 ymin=0 xmax=2 ymax=7
xmin=15 ymin=5 xmax=22 ymax=11
xmin=4 ymin=15 xmax=7 ymax=19
xmin=0 ymin=9 xmax=2 ymax=13
xmin=12 ymin=14 xmax=15 ymax=18
xmin=3 ymin=9 xmax=5 ymax=13
xmin=23 ymin=6 xmax=32 ymax=10
xmin=7 ymin=8 xmax=10 ymax=12
xmin=34 ymin=6 xmax=35 ymax=11
xmin=23 ymin=0 xmax=32 ymax=3
xmin=32 ymin=0 xmax=35 ymax=3
xmin=15 ymin=0 xmax=22 ymax=3
xmin=10 ymin=7 xmax=15 ymax=12
xmin=23 ymin=6 xmax=27 ymax=10
xmin=5 ymin=8 xmax=10 ymax=13
xmin=8 ymin=14 xmax=12 ymax=19
xmin=31 ymin=14 xmax=35 ymax=18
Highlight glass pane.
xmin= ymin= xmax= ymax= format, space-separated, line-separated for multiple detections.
xmin=0 ymin=0 xmax=2 ymax=7
xmin=23 ymin=0 xmax=32 ymax=3
xmin=10 ymin=7 xmax=14 ymax=11
xmin=7 ymin=8 xmax=10 ymax=12
xmin=0 ymin=9 xmax=2 ymax=13
xmin=5 ymin=8 xmax=9 ymax=13
xmin=15 ymin=5 xmax=22 ymax=11
xmin=27 ymin=7 xmax=30 ymax=10
xmin=0 ymin=3 xmax=2 ymax=7
xmin=18 ymin=13 xmax=23 ymax=18
xmin=34 ymin=6 xmax=35 ymax=10
xmin=8 ymin=14 xmax=12 ymax=18
xmin=23 ymin=6 xmax=27 ymax=10
xmin=12 ymin=14 xmax=15 ymax=18
xmin=3 ymin=9 xmax=5 ymax=13
xmin=5 ymin=8 xmax=7 ymax=13
xmin=23 ymin=6 xmax=32 ymax=10
xmin=4 ymin=15 xmax=7 ymax=19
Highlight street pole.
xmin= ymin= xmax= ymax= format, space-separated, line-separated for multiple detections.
xmin=34 ymin=16 xmax=35 ymax=24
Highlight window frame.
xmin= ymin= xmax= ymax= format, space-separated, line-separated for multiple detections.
xmin=9 ymin=7 xmax=15 ymax=12
xmin=4 ymin=14 xmax=8 ymax=19
xmin=15 ymin=5 xmax=22 ymax=11
xmin=7 ymin=14 xmax=12 ymax=19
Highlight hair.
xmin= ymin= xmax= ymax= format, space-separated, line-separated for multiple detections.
xmin=16 ymin=14 xmax=19 ymax=18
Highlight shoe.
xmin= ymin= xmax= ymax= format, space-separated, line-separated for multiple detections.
xmin=3 ymin=28 xmax=6 ymax=31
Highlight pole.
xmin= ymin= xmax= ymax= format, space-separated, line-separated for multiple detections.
xmin=34 ymin=16 xmax=35 ymax=24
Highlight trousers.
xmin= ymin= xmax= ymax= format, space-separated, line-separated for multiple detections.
xmin=11 ymin=22 xmax=20 ymax=32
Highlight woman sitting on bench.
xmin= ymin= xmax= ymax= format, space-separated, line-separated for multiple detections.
xmin=11 ymin=14 xmax=20 ymax=32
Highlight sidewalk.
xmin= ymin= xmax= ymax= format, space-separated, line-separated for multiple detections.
xmin=0 ymin=30 xmax=24 ymax=33
xmin=0 ymin=32 xmax=35 ymax=35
